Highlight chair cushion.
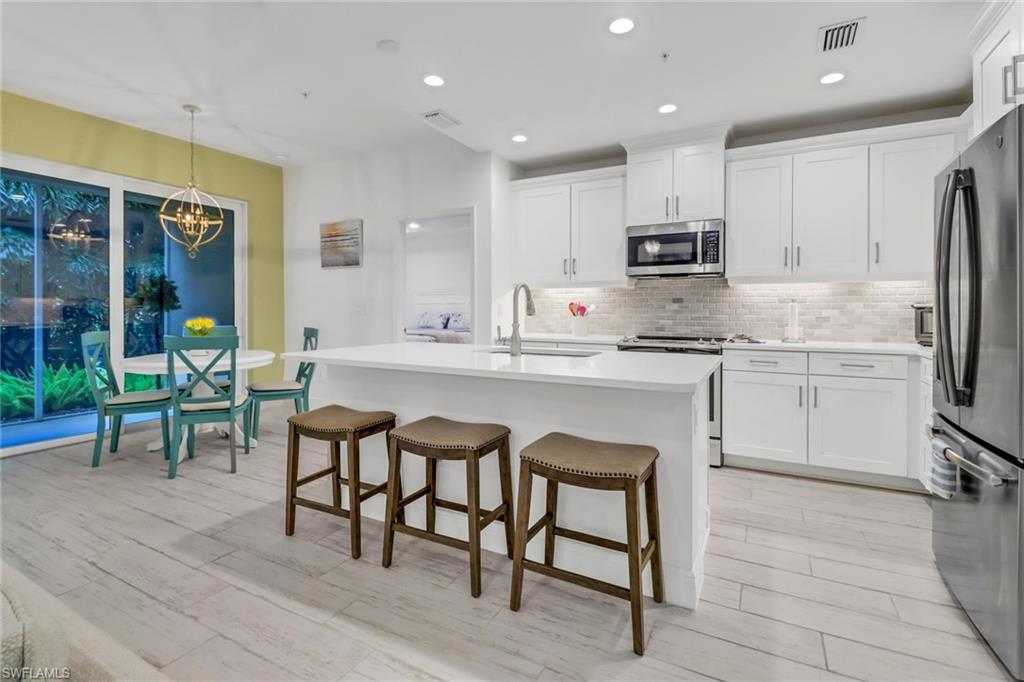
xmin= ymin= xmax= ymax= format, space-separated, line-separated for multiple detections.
xmin=248 ymin=380 xmax=303 ymax=392
xmin=390 ymin=416 xmax=509 ymax=451
xmin=288 ymin=404 xmax=395 ymax=435
xmin=105 ymin=389 xmax=171 ymax=406
xmin=179 ymin=394 xmax=250 ymax=412
xmin=520 ymin=432 xmax=658 ymax=479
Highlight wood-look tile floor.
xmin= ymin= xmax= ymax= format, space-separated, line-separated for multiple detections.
xmin=1 ymin=405 xmax=1012 ymax=681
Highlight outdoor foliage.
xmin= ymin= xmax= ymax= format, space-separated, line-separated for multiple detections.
xmin=0 ymin=363 xmax=94 ymax=421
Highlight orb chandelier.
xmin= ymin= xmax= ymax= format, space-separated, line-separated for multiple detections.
xmin=160 ymin=104 xmax=224 ymax=259
xmin=48 ymin=217 xmax=104 ymax=250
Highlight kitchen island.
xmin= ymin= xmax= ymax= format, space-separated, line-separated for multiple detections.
xmin=282 ymin=342 xmax=719 ymax=608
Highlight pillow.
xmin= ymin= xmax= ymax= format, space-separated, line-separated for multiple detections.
xmin=446 ymin=312 xmax=470 ymax=331
xmin=417 ymin=312 xmax=449 ymax=330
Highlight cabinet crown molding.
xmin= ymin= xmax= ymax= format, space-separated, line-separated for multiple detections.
xmin=725 ymin=116 xmax=965 ymax=162
xmin=620 ymin=123 xmax=733 ymax=153
xmin=509 ymin=164 xmax=625 ymax=191
xmin=968 ymin=0 xmax=1017 ymax=52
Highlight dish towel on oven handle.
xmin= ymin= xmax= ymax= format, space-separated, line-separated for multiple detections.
xmin=928 ymin=438 xmax=957 ymax=499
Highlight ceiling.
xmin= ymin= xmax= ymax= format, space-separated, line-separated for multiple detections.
xmin=1 ymin=2 xmax=982 ymax=170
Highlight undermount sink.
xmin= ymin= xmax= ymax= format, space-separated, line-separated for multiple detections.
xmin=484 ymin=347 xmax=600 ymax=358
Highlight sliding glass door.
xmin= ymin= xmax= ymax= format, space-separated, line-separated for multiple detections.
xmin=1 ymin=169 xmax=110 ymax=440
xmin=123 ymin=192 xmax=235 ymax=390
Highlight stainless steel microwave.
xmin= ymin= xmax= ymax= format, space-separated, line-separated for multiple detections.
xmin=626 ymin=220 xmax=724 ymax=278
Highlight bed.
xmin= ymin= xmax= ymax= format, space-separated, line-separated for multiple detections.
xmin=404 ymin=293 xmax=472 ymax=344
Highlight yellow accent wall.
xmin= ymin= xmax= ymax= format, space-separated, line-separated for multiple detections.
xmin=0 ymin=91 xmax=284 ymax=380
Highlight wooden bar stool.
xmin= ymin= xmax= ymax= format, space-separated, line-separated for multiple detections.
xmin=382 ymin=416 xmax=515 ymax=597
xmin=285 ymin=404 xmax=396 ymax=558
xmin=509 ymin=432 xmax=664 ymax=656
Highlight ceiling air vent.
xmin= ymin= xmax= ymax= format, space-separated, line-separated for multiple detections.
xmin=419 ymin=109 xmax=461 ymax=130
xmin=817 ymin=17 xmax=864 ymax=53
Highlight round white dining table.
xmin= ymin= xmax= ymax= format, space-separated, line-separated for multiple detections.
xmin=121 ymin=349 xmax=277 ymax=463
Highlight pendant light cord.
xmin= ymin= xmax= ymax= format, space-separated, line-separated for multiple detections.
xmin=189 ymin=109 xmax=196 ymax=185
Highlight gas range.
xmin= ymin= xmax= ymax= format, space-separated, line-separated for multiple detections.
xmin=617 ymin=334 xmax=728 ymax=354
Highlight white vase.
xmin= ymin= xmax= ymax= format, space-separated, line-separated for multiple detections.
xmin=571 ymin=317 xmax=589 ymax=337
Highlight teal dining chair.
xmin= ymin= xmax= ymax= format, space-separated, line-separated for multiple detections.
xmin=176 ymin=324 xmax=236 ymax=389
xmin=248 ymin=327 xmax=318 ymax=439
xmin=164 ymin=334 xmax=252 ymax=479
xmin=82 ymin=331 xmax=171 ymax=467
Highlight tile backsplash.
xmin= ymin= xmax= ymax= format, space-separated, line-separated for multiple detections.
xmin=528 ymin=279 xmax=932 ymax=343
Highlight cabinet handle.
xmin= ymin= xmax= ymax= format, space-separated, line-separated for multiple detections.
xmin=572 ymin=258 xmax=577 ymax=275
xmin=1004 ymin=64 xmax=1017 ymax=105
xmin=665 ymin=196 xmax=670 ymax=220
xmin=813 ymin=386 xmax=818 ymax=408
xmin=798 ymin=385 xmax=803 ymax=407
xmin=874 ymin=241 xmax=880 ymax=264
xmin=675 ymin=195 xmax=680 ymax=218
xmin=748 ymin=359 xmax=779 ymax=365
xmin=783 ymin=246 xmax=788 ymax=268
xmin=563 ymin=258 xmax=568 ymax=276
xmin=840 ymin=362 xmax=876 ymax=369
xmin=796 ymin=246 xmax=801 ymax=267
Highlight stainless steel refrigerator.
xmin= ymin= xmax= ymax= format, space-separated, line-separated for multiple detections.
xmin=932 ymin=104 xmax=1023 ymax=681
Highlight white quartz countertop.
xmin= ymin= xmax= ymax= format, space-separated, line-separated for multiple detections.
xmin=283 ymin=343 xmax=719 ymax=393
xmin=516 ymin=333 xmax=623 ymax=345
xmin=724 ymin=339 xmax=928 ymax=356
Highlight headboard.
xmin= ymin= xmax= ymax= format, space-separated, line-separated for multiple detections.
xmin=410 ymin=293 xmax=471 ymax=328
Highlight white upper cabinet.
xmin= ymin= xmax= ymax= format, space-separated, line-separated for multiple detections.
xmin=625 ymin=149 xmax=674 ymax=226
xmin=726 ymin=155 xmax=793 ymax=278
xmin=971 ymin=2 xmax=1022 ymax=136
xmin=792 ymin=145 xmax=869 ymax=278
xmin=869 ymin=135 xmax=956 ymax=278
xmin=673 ymin=142 xmax=726 ymax=222
xmin=514 ymin=184 xmax=571 ymax=286
xmin=625 ymin=136 xmax=726 ymax=226
xmin=511 ymin=168 xmax=627 ymax=289
xmin=571 ymin=176 xmax=626 ymax=284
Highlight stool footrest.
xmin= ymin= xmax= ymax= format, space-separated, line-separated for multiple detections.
xmin=527 ymin=513 xmax=553 ymax=542
xmin=393 ymin=522 xmax=469 ymax=552
xmin=339 ymin=476 xmax=385 ymax=493
xmin=296 ymin=466 xmax=335 ymax=488
xmin=293 ymin=496 xmax=350 ymax=519
xmin=359 ymin=482 xmax=387 ymax=502
xmin=554 ymin=526 xmax=627 ymax=554
xmin=641 ymin=539 xmax=656 ymax=567
xmin=522 ymin=559 xmax=630 ymax=601
xmin=479 ymin=504 xmax=508 ymax=530
xmin=397 ymin=485 xmax=431 ymax=510
xmin=434 ymin=498 xmax=467 ymax=513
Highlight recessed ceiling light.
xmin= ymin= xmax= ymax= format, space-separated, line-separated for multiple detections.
xmin=407 ymin=221 xmax=421 ymax=230
xmin=820 ymin=72 xmax=845 ymax=85
xmin=608 ymin=17 xmax=634 ymax=34
xmin=658 ymin=103 xmax=677 ymax=114
xmin=423 ymin=74 xmax=445 ymax=87
xmin=511 ymin=134 xmax=528 ymax=143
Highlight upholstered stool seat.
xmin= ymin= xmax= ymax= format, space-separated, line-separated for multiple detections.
xmin=383 ymin=416 xmax=515 ymax=597
xmin=520 ymin=432 xmax=657 ymax=479
xmin=289 ymin=404 xmax=396 ymax=438
xmin=390 ymin=416 xmax=509 ymax=451
xmin=510 ymin=432 xmax=664 ymax=656
xmin=285 ymin=404 xmax=396 ymax=559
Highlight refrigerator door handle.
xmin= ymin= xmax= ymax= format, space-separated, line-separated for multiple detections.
xmin=956 ymin=169 xmax=980 ymax=407
xmin=935 ymin=170 xmax=958 ymax=406
xmin=942 ymin=447 xmax=1012 ymax=488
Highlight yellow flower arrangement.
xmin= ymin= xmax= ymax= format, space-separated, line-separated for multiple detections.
xmin=184 ymin=316 xmax=215 ymax=336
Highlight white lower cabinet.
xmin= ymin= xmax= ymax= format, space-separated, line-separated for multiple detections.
xmin=723 ymin=370 xmax=807 ymax=464
xmin=807 ymin=375 xmax=908 ymax=476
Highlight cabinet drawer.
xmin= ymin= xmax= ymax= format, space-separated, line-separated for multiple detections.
xmin=809 ymin=353 xmax=907 ymax=379
xmin=724 ymin=350 xmax=807 ymax=374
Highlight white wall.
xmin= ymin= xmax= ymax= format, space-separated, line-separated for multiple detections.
xmin=283 ymin=134 xmax=501 ymax=378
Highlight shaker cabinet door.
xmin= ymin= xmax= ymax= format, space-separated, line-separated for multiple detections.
xmin=673 ymin=142 xmax=725 ymax=221
xmin=514 ymin=184 xmax=571 ymax=285
xmin=626 ymin=148 xmax=674 ymax=226
xmin=723 ymin=370 xmax=808 ymax=464
xmin=726 ymin=155 xmax=793 ymax=278
xmin=571 ymin=176 xmax=626 ymax=284
xmin=792 ymin=145 xmax=869 ymax=278
xmin=808 ymin=375 xmax=908 ymax=476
